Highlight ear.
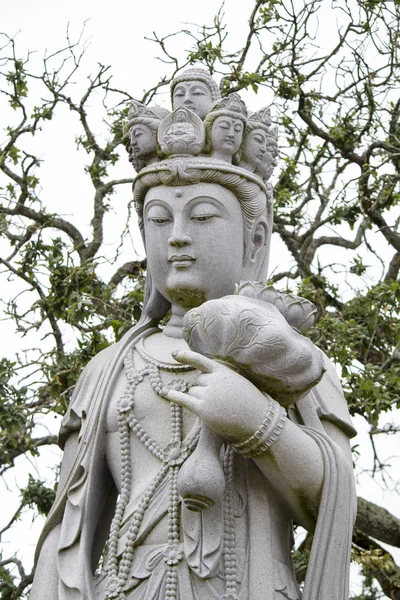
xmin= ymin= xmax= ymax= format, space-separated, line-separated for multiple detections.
xmin=243 ymin=217 xmax=269 ymax=280
xmin=251 ymin=219 xmax=268 ymax=260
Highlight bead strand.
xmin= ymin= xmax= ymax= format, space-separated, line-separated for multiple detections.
xmin=164 ymin=465 xmax=181 ymax=600
xmin=136 ymin=338 xmax=193 ymax=372
xmin=170 ymin=402 xmax=182 ymax=443
xmin=222 ymin=446 xmax=239 ymax=600
xmin=126 ymin=411 xmax=163 ymax=460
xmin=105 ymin=343 xmax=198 ymax=600
xmin=105 ymin=416 xmax=133 ymax=599
xmin=117 ymin=464 xmax=169 ymax=592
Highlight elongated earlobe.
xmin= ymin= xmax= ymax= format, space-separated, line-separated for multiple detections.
xmin=251 ymin=221 xmax=267 ymax=260
xmin=243 ymin=217 xmax=269 ymax=281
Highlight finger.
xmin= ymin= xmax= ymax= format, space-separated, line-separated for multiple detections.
xmin=172 ymin=350 xmax=216 ymax=374
xmin=162 ymin=388 xmax=199 ymax=413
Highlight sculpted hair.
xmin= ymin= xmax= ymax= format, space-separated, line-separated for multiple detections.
xmin=133 ymin=160 xmax=267 ymax=232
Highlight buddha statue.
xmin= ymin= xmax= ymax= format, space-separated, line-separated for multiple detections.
xmin=255 ymin=125 xmax=279 ymax=182
xmin=170 ymin=67 xmax=221 ymax=120
xmin=126 ymin=101 xmax=170 ymax=169
xmin=239 ymin=107 xmax=272 ymax=173
xmin=31 ymin=71 xmax=357 ymax=600
xmin=203 ymin=94 xmax=247 ymax=163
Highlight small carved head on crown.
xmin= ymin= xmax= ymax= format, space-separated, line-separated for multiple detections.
xmin=239 ymin=106 xmax=276 ymax=174
xmin=255 ymin=125 xmax=279 ymax=182
xmin=203 ymin=94 xmax=248 ymax=163
xmin=170 ymin=68 xmax=221 ymax=119
xmin=125 ymin=101 xmax=170 ymax=169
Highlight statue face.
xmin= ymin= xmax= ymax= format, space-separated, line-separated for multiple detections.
xmin=210 ymin=116 xmax=244 ymax=158
xmin=172 ymin=81 xmax=214 ymax=120
xmin=143 ymin=183 xmax=245 ymax=308
xmin=129 ymin=124 xmax=156 ymax=159
xmin=257 ymin=138 xmax=278 ymax=180
xmin=240 ymin=128 xmax=267 ymax=171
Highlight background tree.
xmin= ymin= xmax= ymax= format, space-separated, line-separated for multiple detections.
xmin=1 ymin=1 xmax=399 ymax=597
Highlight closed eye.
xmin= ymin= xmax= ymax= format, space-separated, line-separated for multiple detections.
xmin=148 ymin=217 xmax=171 ymax=224
xmin=191 ymin=214 xmax=217 ymax=222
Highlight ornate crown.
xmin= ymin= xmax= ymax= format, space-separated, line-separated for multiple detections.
xmin=247 ymin=106 xmax=272 ymax=131
xmin=127 ymin=101 xmax=170 ymax=126
xmin=125 ymin=71 xmax=278 ymax=186
xmin=205 ymin=93 xmax=248 ymax=124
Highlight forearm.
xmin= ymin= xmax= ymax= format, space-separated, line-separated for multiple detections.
xmin=254 ymin=418 xmax=324 ymax=531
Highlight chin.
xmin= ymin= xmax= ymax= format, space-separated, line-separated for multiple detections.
xmin=166 ymin=286 xmax=208 ymax=308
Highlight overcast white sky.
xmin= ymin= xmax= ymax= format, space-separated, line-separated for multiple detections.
xmin=1 ymin=0 xmax=400 ymax=594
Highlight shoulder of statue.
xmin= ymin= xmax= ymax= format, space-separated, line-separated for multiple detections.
xmin=58 ymin=321 xmax=159 ymax=448
xmin=59 ymin=344 xmax=118 ymax=448
xmin=293 ymin=349 xmax=357 ymax=439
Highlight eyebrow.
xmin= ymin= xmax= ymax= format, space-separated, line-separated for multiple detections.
xmin=187 ymin=196 xmax=227 ymax=215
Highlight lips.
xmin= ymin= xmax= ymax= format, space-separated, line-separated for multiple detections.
xmin=169 ymin=255 xmax=196 ymax=267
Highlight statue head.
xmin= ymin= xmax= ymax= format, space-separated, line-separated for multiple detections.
xmin=203 ymin=94 xmax=247 ymax=163
xmin=133 ymin=157 xmax=273 ymax=320
xmin=127 ymin=101 xmax=170 ymax=168
xmin=128 ymin=75 xmax=276 ymax=322
xmin=239 ymin=107 xmax=272 ymax=173
xmin=255 ymin=125 xmax=279 ymax=182
xmin=170 ymin=67 xmax=221 ymax=120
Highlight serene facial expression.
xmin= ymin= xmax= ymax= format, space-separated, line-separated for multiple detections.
xmin=257 ymin=138 xmax=278 ymax=180
xmin=172 ymin=82 xmax=214 ymax=119
xmin=143 ymin=184 xmax=245 ymax=309
xmin=241 ymin=128 xmax=268 ymax=170
xmin=210 ymin=116 xmax=244 ymax=157
xmin=129 ymin=124 xmax=156 ymax=159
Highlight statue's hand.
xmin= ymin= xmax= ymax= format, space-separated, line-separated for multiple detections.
xmin=163 ymin=350 xmax=269 ymax=443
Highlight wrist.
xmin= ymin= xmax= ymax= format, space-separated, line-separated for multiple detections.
xmin=231 ymin=397 xmax=287 ymax=458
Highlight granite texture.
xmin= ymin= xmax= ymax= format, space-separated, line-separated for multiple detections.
xmin=31 ymin=68 xmax=357 ymax=600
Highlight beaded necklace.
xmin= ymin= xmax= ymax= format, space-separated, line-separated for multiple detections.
xmin=105 ymin=338 xmax=199 ymax=600
xmin=105 ymin=336 xmax=239 ymax=600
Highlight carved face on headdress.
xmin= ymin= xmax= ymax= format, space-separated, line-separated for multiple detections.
xmin=127 ymin=102 xmax=170 ymax=167
xmin=255 ymin=127 xmax=279 ymax=181
xmin=210 ymin=116 xmax=244 ymax=160
xmin=170 ymin=68 xmax=221 ymax=120
xmin=129 ymin=124 xmax=156 ymax=161
xmin=240 ymin=128 xmax=268 ymax=172
xmin=204 ymin=94 xmax=248 ymax=163
xmin=239 ymin=107 xmax=272 ymax=173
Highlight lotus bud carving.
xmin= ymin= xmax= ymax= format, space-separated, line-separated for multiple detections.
xmin=183 ymin=293 xmax=325 ymax=407
xmin=235 ymin=281 xmax=319 ymax=333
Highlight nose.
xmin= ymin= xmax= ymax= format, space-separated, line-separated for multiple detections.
xmin=168 ymin=233 xmax=192 ymax=248
xmin=168 ymin=219 xmax=192 ymax=247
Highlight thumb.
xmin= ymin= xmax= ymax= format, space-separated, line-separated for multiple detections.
xmin=172 ymin=350 xmax=216 ymax=374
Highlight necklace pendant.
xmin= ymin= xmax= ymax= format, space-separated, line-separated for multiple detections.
xmin=163 ymin=440 xmax=189 ymax=466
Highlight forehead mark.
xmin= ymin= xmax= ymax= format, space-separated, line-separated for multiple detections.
xmin=175 ymin=189 xmax=183 ymax=198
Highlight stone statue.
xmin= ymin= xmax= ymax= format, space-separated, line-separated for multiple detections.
xmin=126 ymin=101 xmax=170 ymax=169
xmin=31 ymin=68 xmax=357 ymax=600
xmin=255 ymin=125 xmax=279 ymax=183
xmin=203 ymin=94 xmax=247 ymax=163
xmin=239 ymin=107 xmax=272 ymax=174
xmin=170 ymin=67 xmax=221 ymax=119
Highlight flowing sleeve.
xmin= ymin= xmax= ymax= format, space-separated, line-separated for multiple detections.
xmin=292 ymin=350 xmax=357 ymax=438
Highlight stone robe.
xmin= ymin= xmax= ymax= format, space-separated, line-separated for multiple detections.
xmin=34 ymin=319 xmax=357 ymax=600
